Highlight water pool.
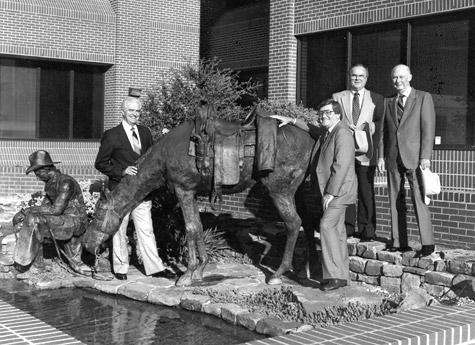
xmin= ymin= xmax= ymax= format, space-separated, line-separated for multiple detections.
xmin=0 ymin=279 xmax=266 ymax=345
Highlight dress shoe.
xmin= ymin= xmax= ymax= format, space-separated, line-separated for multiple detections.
xmin=420 ymin=245 xmax=435 ymax=256
xmin=115 ymin=273 xmax=127 ymax=280
xmin=359 ymin=235 xmax=375 ymax=242
xmin=321 ymin=279 xmax=347 ymax=291
xmin=151 ymin=269 xmax=176 ymax=279
xmin=387 ymin=246 xmax=412 ymax=253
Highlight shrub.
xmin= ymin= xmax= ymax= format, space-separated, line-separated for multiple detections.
xmin=140 ymin=57 xmax=261 ymax=141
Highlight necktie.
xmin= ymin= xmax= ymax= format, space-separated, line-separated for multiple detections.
xmin=131 ymin=128 xmax=141 ymax=155
xmin=397 ymin=95 xmax=405 ymax=121
xmin=352 ymin=92 xmax=360 ymax=125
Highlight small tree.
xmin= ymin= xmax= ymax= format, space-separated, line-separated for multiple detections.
xmin=140 ymin=57 xmax=260 ymax=141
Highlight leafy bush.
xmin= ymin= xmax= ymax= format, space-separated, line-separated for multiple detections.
xmin=256 ymin=99 xmax=319 ymax=125
xmin=140 ymin=57 xmax=260 ymax=141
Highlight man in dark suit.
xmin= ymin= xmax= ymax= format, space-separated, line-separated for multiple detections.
xmin=378 ymin=64 xmax=436 ymax=256
xmin=271 ymin=99 xmax=357 ymax=291
xmin=333 ymin=64 xmax=384 ymax=241
xmin=95 ymin=96 xmax=175 ymax=280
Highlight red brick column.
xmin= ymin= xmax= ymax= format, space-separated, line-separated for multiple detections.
xmin=268 ymin=0 xmax=297 ymax=102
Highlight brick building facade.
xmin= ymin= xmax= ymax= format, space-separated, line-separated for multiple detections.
xmin=202 ymin=0 xmax=475 ymax=249
xmin=0 ymin=0 xmax=200 ymax=195
xmin=1 ymin=0 xmax=475 ymax=250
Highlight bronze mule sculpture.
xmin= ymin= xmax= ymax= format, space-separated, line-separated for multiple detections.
xmin=83 ymin=106 xmax=317 ymax=286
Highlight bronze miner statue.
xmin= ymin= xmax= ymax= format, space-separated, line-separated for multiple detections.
xmin=13 ymin=150 xmax=91 ymax=276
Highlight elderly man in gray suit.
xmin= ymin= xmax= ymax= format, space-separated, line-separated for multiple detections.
xmin=271 ymin=99 xmax=357 ymax=291
xmin=378 ymin=64 xmax=436 ymax=256
xmin=333 ymin=64 xmax=384 ymax=241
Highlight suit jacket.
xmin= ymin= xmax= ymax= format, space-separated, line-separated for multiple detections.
xmin=378 ymin=88 xmax=436 ymax=171
xmin=310 ymin=121 xmax=357 ymax=206
xmin=332 ymin=89 xmax=384 ymax=166
xmin=95 ymin=123 xmax=153 ymax=190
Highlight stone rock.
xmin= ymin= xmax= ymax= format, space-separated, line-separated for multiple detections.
xmin=0 ymin=253 xmax=14 ymax=266
xmin=401 ymin=251 xmax=420 ymax=267
xmin=397 ymin=288 xmax=439 ymax=312
xmin=237 ymin=312 xmax=265 ymax=331
xmin=425 ymin=271 xmax=455 ymax=287
xmin=255 ymin=317 xmax=305 ymax=337
xmin=203 ymin=302 xmax=231 ymax=317
xmin=401 ymin=272 xmax=422 ymax=293
xmin=433 ymin=260 xmax=446 ymax=272
xmin=365 ymin=259 xmax=385 ymax=276
xmin=220 ymin=303 xmax=248 ymax=324
xmin=382 ymin=264 xmax=403 ymax=277
xmin=349 ymin=256 xmax=366 ymax=273
xmin=377 ymin=250 xmax=402 ymax=265
xmin=380 ymin=276 xmax=401 ymax=293
xmin=360 ymin=242 xmax=387 ymax=259
xmin=148 ymin=288 xmax=184 ymax=307
xmin=447 ymin=260 xmax=473 ymax=275
xmin=403 ymin=266 xmax=428 ymax=276
xmin=356 ymin=274 xmax=379 ymax=286
xmin=418 ymin=256 xmax=438 ymax=269
xmin=120 ymin=282 xmax=154 ymax=302
xmin=180 ymin=294 xmax=211 ymax=311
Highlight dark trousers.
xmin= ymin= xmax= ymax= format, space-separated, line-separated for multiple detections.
xmin=345 ymin=163 xmax=376 ymax=238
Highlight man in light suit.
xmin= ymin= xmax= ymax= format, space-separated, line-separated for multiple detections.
xmin=378 ymin=64 xmax=436 ymax=256
xmin=333 ymin=64 xmax=384 ymax=240
xmin=271 ymin=99 xmax=357 ymax=291
xmin=95 ymin=96 xmax=175 ymax=280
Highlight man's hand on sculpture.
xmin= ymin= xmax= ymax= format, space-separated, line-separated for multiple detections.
xmin=270 ymin=115 xmax=295 ymax=127
xmin=123 ymin=166 xmax=138 ymax=176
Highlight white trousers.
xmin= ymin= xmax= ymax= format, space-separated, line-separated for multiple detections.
xmin=112 ymin=200 xmax=165 ymax=275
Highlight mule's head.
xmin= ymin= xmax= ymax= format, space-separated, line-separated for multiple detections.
xmin=83 ymin=189 xmax=121 ymax=255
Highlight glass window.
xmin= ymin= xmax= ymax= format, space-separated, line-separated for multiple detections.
xmin=298 ymin=10 xmax=475 ymax=148
xmin=299 ymin=31 xmax=347 ymax=109
xmin=0 ymin=60 xmax=37 ymax=138
xmin=352 ymin=23 xmax=406 ymax=97
xmin=0 ymin=58 xmax=105 ymax=140
xmin=411 ymin=18 xmax=472 ymax=148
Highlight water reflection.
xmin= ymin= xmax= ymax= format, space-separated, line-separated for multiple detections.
xmin=0 ymin=280 xmax=265 ymax=345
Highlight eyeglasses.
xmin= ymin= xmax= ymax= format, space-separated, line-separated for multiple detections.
xmin=317 ymin=110 xmax=335 ymax=117
xmin=351 ymin=74 xmax=367 ymax=79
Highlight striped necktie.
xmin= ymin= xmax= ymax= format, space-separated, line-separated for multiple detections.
xmin=397 ymin=95 xmax=405 ymax=121
xmin=131 ymin=128 xmax=141 ymax=155
xmin=352 ymin=92 xmax=360 ymax=125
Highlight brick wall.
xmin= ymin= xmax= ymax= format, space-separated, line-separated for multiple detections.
xmin=268 ymin=0 xmax=297 ymax=102
xmin=0 ymin=0 xmax=201 ymax=196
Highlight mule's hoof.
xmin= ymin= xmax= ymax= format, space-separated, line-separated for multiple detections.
xmin=267 ymin=277 xmax=282 ymax=285
xmin=175 ymin=276 xmax=192 ymax=287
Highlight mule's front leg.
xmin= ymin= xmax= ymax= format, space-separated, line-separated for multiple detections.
xmin=268 ymin=193 xmax=301 ymax=285
xmin=174 ymin=188 xmax=208 ymax=286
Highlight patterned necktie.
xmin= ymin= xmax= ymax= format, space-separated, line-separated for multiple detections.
xmin=352 ymin=92 xmax=360 ymax=125
xmin=131 ymin=128 xmax=141 ymax=155
xmin=397 ymin=94 xmax=405 ymax=121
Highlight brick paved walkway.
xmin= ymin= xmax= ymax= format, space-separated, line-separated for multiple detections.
xmin=0 ymin=300 xmax=84 ymax=345
xmin=242 ymin=304 xmax=475 ymax=345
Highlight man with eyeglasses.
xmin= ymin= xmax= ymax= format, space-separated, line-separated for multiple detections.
xmin=332 ymin=64 xmax=384 ymax=242
xmin=271 ymin=99 xmax=357 ymax=291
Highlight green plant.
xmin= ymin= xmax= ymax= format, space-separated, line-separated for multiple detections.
xmin=256 ymin=99 xmax=319 ymax=125
xmin=140 ymin=57 xmax=260 ymax=141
